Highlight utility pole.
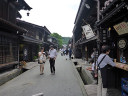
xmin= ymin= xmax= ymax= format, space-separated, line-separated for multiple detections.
xmin=94 ymin=0 xmax=101 ymax=53
xmin=94 ymin=0 xmax=100 ymax=84
xmin=96 ymin=0 xmax=100 ymax=22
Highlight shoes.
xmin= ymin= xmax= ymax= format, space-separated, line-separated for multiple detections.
xmin=40 ymin=72 xmax=44 ymax=75
xmin=51 ymin=71 xmax=55 ymax=75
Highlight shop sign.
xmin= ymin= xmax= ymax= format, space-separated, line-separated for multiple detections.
xmin=114 ymin=22 xmax=128 ymax=35
xmin=82 ymin=25 xmax=95 ymax=39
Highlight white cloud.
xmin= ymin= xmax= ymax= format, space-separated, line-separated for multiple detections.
xmin=20 ymin=0 xmax=80 ymax=37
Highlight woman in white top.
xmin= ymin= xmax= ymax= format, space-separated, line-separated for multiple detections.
xmin=38 ymin=48 xmax=46 ymax=75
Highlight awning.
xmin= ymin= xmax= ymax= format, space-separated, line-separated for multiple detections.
xmin=0 ymin=18 xmax=27 ymax=34
xmin=80 ymin=36 xmax=97 ymax=44
xmin=75 ymin=36 xmax=98 ymax=46
xmin=21 ymin=35 xmax=43 ymax=44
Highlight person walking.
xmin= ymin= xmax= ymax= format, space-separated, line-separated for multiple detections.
xmin=38 ymin=48 xmax=46 ymax=75
xmin=69 ymin=47 xmax=72 ymax=60
xmin=48 ymin=45 xmax=57 ymax=75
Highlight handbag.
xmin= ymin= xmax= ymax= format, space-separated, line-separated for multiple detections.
xmin=38 ymin=59 xmax=43 ymax=64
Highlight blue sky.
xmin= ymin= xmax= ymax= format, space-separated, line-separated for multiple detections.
xmin=20 ymin=0 xmax=80 ymax=37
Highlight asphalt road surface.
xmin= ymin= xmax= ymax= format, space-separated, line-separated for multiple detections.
xmin=0 ymin=54 xmax=84 ymax=96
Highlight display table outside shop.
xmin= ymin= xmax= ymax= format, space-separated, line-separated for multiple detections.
xmin=115 ymin=62 xmax=128 ymax=71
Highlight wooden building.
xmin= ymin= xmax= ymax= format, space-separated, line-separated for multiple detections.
xmin=73 ymin=0 xmax=97 ymax=60
xmin=43 ymin=26 xmax=58 ymax=51
xmin=97 ymin=0 xmax=128 ymax=90
xmin=0 ymin=0 xmax=31 ymax=69
xmin=73 ymin=0 xmax=128 ymax=93
xmin=47 ymin=35 xmax=58 ymax=49
xmin=16 ymin=20 xmax=56 ymax=61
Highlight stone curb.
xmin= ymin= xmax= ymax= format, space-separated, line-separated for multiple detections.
xmin=81 ymin=65 xmax=97 ymax=84
xmin=0 ymin=62 xmax=38 ymax=86
xmin=0 ymin=69 xmax=22 ymax=86
xmin=70 ymin=60 xmax=88 ymax=96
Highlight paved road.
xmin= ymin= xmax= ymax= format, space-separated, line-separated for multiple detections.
xmin=0 ymin=54 xmax=84 ymax=96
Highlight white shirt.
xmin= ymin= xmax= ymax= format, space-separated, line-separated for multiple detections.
xmin=97 ymin=53 xmax=116 ymax=68
xmin=49 ymin=49 xmax=57 ymax=58
xmin=39 ymin=52 xmax=46 ymax=61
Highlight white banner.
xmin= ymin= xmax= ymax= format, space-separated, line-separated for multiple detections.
xmin=82 ymin=25 xmax=95 ymax=39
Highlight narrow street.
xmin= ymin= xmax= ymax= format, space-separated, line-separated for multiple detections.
xmin=0 ymin=54 xmax=84 ymax=96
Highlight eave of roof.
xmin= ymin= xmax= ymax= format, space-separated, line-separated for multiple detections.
xmin=0 ymin=18 xmax=27 ymax=34
xmin=17 ymin=19 xmax=51 ymax=35
xmin=97 ymin=2 xmax=126 ymax=26
xmin=21 ymin=35 xmax=43 ymax=44
xmin=16 ymin=0 xmax=32 ymax=11
xmin=73 ymin=0 xmax=97 ymax=34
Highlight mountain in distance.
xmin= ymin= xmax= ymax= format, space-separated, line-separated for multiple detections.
xmin=62 ymin=37 xmax=71 ymax=45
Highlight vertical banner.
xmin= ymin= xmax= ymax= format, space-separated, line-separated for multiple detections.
xmin=82 ymin=25 xmax=95 ymax=39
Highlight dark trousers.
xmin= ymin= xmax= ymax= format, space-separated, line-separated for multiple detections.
xmin=49 ymin=58 xmax=55 ymax=73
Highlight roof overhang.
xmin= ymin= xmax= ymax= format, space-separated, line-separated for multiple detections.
xmin=21 ymin=35 xmax=43 ymax=44
xmin=97 ymin=2 xmax=126 ymax=26
xmin=0 ymin=18 xmax=27 ymax=34
xmin=15 ymin=0 xmax=32 ymax=11
xmin=73 ymin=0 xmax=97 ymax=34
xmin=75 ymin=35 xmax=98 ymax=46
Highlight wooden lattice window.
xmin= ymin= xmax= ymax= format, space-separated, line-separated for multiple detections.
xmin=0 ymin=35 xmax=18 ymax=64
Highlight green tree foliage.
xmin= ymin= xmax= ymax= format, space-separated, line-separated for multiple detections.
xmin=50 ymin=33 xmax=62 ymax=48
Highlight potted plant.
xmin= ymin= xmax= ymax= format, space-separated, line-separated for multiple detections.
xmin=33 ymin=56 xmax=38 ymax=62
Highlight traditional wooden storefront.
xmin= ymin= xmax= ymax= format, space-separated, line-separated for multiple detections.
xmin=0 ymin=27 xmax=20 ymax=68
xmin=97 ymin=0 xmax=128 ymax=90
xmin=73 ymin=0 xmax=128 ymax=94
xmin=73 ymin=0 xmax=97 ymax=60
xmin=0 ymin=0 xmax=31 ymax=69
xmin=17 ymin=20 xmax=51 ymax=61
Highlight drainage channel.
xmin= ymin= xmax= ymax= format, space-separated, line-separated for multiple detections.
xmin=0 ymin=67 xmax=29 ymax=86
xmin=74 ymin=62 xmax=87 ymax=85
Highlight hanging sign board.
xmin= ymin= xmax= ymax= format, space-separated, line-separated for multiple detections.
xmin=82 ymin=25 xmax=95 ymax=39
xmin=114 ymin=22 xmax=128 ymax=35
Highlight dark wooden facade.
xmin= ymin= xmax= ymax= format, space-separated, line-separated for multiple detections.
xmin=17 ymin=20 xmax=50 ymax=61
xmin=0 ymin=0 xmax=31 ymax=69
xmin=73 ymin=0 xmax=128 ymax=92
xmin=97 ymin=0 xmax=128 ymax=89
xmin=73 ymin=0 xmax=97 ymax=59
xmin=17 ymin=20 xmax=58 ymax=61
